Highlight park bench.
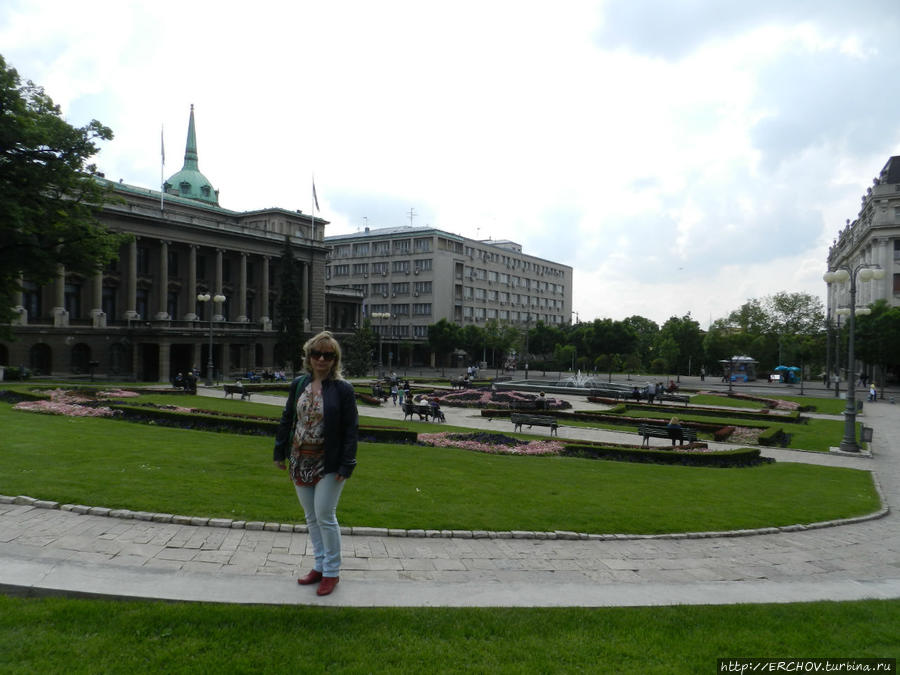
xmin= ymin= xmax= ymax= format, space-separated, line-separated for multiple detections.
xmin=402 ymin=402 xmax=434 ymax=422
xmin=510 ymin=413 xmax=559 ymax=436
xmin=449 ymin=378 xmax=468 ymax=390
xmin=658 ymin=393 xmax=690 ymax=406
xmin=637 ymin=424 xmax=698 ymax=448
xmin=223 ymin=384 xmax=250 ymax=400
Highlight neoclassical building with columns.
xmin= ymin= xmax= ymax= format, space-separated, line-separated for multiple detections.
xmin=1 ymin=107 xmax=344 ymax=382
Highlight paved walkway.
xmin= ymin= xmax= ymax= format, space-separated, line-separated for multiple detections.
xmin=1 ymin=379 xmax=898 ymax=606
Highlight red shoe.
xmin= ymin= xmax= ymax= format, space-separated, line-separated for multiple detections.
xmin=316 ymin=576 xmax=339 ymax=596
xmin=297 ymin=569 xmax=323 ymax=586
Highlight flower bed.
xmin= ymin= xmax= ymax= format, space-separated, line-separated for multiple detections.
xmin=418 ymin=432 xmax=564 ymax=456
xmin=431 ymin=388 xmax=570 ymax=410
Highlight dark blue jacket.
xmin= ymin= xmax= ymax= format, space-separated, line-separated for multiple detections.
xmin=273 ymin=375 xmax=358 ymax=478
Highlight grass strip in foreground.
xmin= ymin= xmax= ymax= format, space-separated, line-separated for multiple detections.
xmin=0 ymin=597 xmax=896 ymax=675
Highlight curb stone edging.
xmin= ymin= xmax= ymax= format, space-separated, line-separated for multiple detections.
xmin=0 ymin=478 xmax=889 ymax=542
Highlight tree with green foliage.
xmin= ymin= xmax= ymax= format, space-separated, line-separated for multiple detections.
xmin=0 ymin=54 xmax=127 ymax=338
xmin=657 ymin=313 xmax=703 ymax=376
xmin=342 ymin=320 xmax=377 ymax=377
xmin=622 ymin=315 xmax=659 ymax=370
xmin=855 ymin=299 xmax=900 ymax=393
xmin=427 ymin=319 xmax=460 ymax=367
xmin=460 ymin=324 xmax=485 ymax=364
xmin=528 ymin=321 xmax=563 ymax=360
xmin=274 ymin=236 xmax=305 ymax=370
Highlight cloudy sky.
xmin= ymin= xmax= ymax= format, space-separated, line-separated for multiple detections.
xmin=3 ymin=0 xmax=899 ymax=327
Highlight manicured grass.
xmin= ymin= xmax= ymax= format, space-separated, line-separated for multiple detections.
xmin=0 ymin=403 xmax=880 ymax=534
xmin=0 ymin=596 xmax=896 ymax=674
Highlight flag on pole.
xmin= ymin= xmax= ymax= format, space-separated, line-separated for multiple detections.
xmin=312 ymin=178 xmax=320 ymax=212
xmin=160 ymin=125 xmax=166 ymax=211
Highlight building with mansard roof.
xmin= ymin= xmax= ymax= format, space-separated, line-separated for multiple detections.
xmin=1 ymin=107 xmax=350 ymax=382
xmin=826 ymin=155 xmax=900 ymax=314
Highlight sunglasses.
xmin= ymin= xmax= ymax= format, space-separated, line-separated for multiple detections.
xmin=309 ymin=349 xmax=336 ymax=361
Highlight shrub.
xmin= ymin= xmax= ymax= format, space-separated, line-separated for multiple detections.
xmin=562 ymin=442 xmax=770 ymax=468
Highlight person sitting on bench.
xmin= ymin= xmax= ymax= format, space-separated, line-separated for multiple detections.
xmin=666 ymin=417 xmax=684 ymax=446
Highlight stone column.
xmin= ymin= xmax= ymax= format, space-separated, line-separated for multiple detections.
xmin=260 ymin=255 xmax=271 ymax=330
xmin=91 ymin=270 xmax=106 ymax=327
xmin=52 ymin=264 xmax=68 ymax=327
xmin=214 ymin=249 xmax=224 ymax=321
xmin=155 ymin=240 xmax=170 ymax=320
xmin=125 ymin=238 xmax=139 ymax=320
xmin=12 ymin=273 xmax=26 ymax=325
xmin=185 ymin=245 xmax=198 ymax=320
xmin=158 ymin=338 xmax=171 ymax=383
xmin=237 ymin=252 xmax=248 ymax=322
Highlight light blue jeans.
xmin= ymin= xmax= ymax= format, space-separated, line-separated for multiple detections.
xmin=295 ymin=473 xmax=346 ymax=577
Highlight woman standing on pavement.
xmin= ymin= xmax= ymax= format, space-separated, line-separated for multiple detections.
xmin=273 ymin=331 xmax=358 ymax=596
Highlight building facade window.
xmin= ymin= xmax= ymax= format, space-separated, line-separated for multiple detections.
xmin=412 ymin=303 xmax=432 ymax=316
xmin=64 ymin=283 xmax=81 ymax=319
xmin=23 ymin=280 xmax=41 ymax=319
xmin=102 ymin=286 xmax=116 ymax=319
xmin=391 ymin=260 xmax=410 ymax=274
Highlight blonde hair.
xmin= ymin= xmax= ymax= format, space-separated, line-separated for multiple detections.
xmin=302 ymin=331 xmax=344 ymax=380
xmin=669 ymin=417 xmax=679 ymax=425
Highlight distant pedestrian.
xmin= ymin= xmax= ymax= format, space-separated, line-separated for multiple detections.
xmin=398 ymin=387 xmax=405 ymax=406
xmin=869 ymin=383 xmax=877 ymax=401
xmin=390 ymin=383 xmax=398 ymax=405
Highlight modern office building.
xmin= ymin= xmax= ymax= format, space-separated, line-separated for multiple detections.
xmin=825 ymin=155 xmax=900 ymax=314
xmin=324 ymin=226 xmax=573 ymax=366
xmin=1 ymin=107 xmax=331 ymax=381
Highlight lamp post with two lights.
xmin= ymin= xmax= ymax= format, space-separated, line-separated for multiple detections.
xmin=823 ymin=264 xmax=884 ymax=452
xmin=197 ymin=292 xmax=226 ymax=386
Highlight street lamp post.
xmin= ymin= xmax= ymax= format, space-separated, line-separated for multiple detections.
xmin=823 ymin=265 xmax=884 ymax=452
xmin=197 ymin=292 xmax=226 ymax=386
xmin=833 ymin=314 xmax=842 ymax=398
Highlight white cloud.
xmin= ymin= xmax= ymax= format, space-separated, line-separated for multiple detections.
xmin=2 ymin=0 xmax=898 ymax=326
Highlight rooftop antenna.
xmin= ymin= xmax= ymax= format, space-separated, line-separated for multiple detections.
xmin=408 ymin=208 xmax=416 ymax=227
xmin=360 ymin=215 xmax=367 ymax=232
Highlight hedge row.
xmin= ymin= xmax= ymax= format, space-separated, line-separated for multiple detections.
xmin=562 ymin=442 xmax=771 ymax=468
xmin=108 ymin=404 xmax=417 ymax=444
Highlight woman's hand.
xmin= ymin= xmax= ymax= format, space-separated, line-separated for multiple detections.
xmin=274 ymin=461 xmax=286 ymax=470
xmin=336 ymin=474 xmax=346 ymax=482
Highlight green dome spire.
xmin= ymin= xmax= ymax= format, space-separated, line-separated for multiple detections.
xmin=164 ymin=104 xmax=219 ymax=205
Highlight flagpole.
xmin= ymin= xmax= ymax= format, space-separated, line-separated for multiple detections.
xmin=160 ymin=125 xmax=165 ymax=212
xmin=311 ymin=173 xmax=316 ymax=240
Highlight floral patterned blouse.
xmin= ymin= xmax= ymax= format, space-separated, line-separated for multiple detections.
xmin=289 ymin=385 xmax=326 ymax=486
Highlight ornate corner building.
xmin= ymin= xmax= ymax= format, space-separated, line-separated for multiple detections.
xmin=826 ymin=155 xmax=900 ymax=313
xmin=1 ymin=107 xmax=333 ymax=382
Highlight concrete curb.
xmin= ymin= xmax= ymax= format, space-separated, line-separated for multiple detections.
xmin=2 ymin=475 xmax=889 ymax=542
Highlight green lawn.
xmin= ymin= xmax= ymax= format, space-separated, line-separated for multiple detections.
xmin=0 ymin=403 xmax=880 ymax=534
xmin=0 ymin=596 xmax=896 ymax=674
